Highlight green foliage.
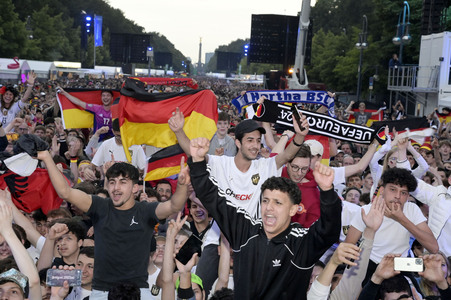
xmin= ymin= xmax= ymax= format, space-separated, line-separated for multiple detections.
xmin=5 ymin=0 xmax=188 ymax=70
xmin=0 ymin=0 xmax=29 ymax=57
xmin=308 ymin=0 xmax=424 ymax=100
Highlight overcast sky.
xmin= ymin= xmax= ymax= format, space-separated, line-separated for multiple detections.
xmin=107 ymin=0 xmax=317 ymax=64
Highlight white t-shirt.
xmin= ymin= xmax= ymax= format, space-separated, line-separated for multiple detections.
xmin=351 ymin=202 xmax=427 ymax=263
xmin=91 ymin=137 xmax=147 ymax=170
xmin=207 ymin=155 xmax=281 ymax=219
xmin=437 ymin=217 xmax=451 ymax=257
xmin=65 ymin=287 xmax=91 ymax=300
xmin=332 ymin=166 xmax=346 ymax=196
xmin=147 ymin=267 xmax=161 ymax=300
xmin=341 ymin=201 xmax=361 ymax=242
xmin=1 ymin=101 xmax=24 ymax=127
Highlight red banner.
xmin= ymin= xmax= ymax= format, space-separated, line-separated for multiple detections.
xmin=130 ymin=77 xmax=198 ymax=89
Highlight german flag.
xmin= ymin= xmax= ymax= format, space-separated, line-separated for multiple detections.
xmin=347 ymin=101 xmax=384 ymax=127
xmin=146 ymin=144 xmax=187 ymax=180
xmin=435 ymin=111 xmax=451 ymax=124
xmin=118 ymin=78 xmax=218 ymax=180
xmin=57 ymin=89 xmax=121 ymax=129
xmin=129 ymin=77 xmax=199 ymax=89
xmin=371 ymin=117 xmax=433 ymax=145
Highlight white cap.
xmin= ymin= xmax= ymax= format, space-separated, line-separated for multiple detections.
xmin=304 ymin=140 xmax=324 ymax=157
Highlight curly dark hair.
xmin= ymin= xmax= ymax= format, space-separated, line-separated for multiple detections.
xmin=106 ymin=162 xmax=139 ymax=185
xmin=381 ymin=167 xmax=417 ymax=192
xmin=261 ymin=176 xmax=302 ymax=204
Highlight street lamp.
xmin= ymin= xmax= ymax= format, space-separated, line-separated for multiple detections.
xmin=355 ymin=15 xmax=368 ymax=102
xmin=392 ymin=1 xmax=411 ymax=64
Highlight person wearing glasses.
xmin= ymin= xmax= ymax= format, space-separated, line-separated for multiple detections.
xmin=282 ymin=144 xmax=321 ymax=228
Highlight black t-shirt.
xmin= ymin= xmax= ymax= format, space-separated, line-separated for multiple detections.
xmin=51 ymin=257 xmax=76 ymax=268
xmin=87 ymin=195 xmax=161 ymax=291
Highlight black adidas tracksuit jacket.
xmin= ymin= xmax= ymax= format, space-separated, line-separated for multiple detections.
xmin=189 ymin=159 xmax=342 ymax=300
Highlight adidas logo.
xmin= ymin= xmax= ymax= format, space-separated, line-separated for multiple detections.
xmin=272 ymin=259 xmax=281 ymax=267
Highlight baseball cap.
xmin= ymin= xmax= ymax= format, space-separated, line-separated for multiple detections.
xmin=235 ymin=119 xmax=266 ymax=140
xmin=304 ymin=140 xmax=324 ymax=157
xmin=0 ymin=268 xmax=29 ymax=297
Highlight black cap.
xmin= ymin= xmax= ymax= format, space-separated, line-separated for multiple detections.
xmin=235 ymin=119 xmax=266 ymax=141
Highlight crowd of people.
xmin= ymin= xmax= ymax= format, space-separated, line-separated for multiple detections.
xmin=0 ymin=73 xmax=450 ymax=300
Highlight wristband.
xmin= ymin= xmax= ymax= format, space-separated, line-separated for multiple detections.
xmin=292 ymin=138 xmax=302 ymax=147
xmin=177 ymin=287 xmax=194 ymax=299
xmin=70 ymin=158 xmax=78 ymax=164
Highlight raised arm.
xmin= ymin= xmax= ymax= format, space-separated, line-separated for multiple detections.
xmin=357 ymin=254 xmax=401 ymax=300
xmin=154 ymin=157 xmax=189 ymax=220
xmin=37 ymin=150 xmax=92 ymax=212
xmin=329 ymin=194 xmax=386 ymax=300
xmin=275 ymin=112 xmax=309 ymax=169
xmin=0 ymin=197 xmax=41 ymax=300
xmin=168 ymin=107 xmax=192 ymax=157
xmin=419 ymin=254 xmax=451 ymax=293
xmin=21 ymin=71 xmax=36 ymax=104
xmin=160 ymin=214 xmax=187 ymax=300
xmin=345 ymin=101 xmax=356 ymax=115
xmin=58 ymin=87 xmax=87 ymax=109
xmin=36 ymin=223 xmax=68 ymax=271
xmin=215 ymin=233 xmax=231 ymax=292
xmin=270 ymin=130 xmax=294 ymax=154
xmin=308 ymin=242 xmax=361 ymax=299
xmin=2 ymin=189 xmax=42 ymax=248
xmin=370 ymin=107 xmax=383 ymax=116
xmin=344 ymin=139 xmax=379 ymax=177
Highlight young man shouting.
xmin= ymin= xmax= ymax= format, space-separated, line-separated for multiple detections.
xmin=187 ymin=137 xmax=341 ymax=300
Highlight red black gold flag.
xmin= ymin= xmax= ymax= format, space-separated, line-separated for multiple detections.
xmin=118 ymin=78 xmax=218 ymax=180
xmin=347 ymin=109 xmax=383 ymax=127
xmin=435 ymin=111 xmax=451 ymax=124
xmin=57 ymin=89 xmax=121 ymax=129
xmin=130 ymin=77 xmax=199 ymax=89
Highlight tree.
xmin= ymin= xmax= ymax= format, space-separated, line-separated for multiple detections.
xmin=28 ymin=5 xmax=76 ymax=61
xmin=0 ymin=0 xmax=29 ymax=58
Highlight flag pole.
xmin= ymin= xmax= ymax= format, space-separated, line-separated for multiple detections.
xmin=93 ymin=14 xmax=96 ymax=68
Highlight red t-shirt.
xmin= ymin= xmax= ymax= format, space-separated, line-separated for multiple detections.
xmin=282 ymin=166 xmax=320 ymax=228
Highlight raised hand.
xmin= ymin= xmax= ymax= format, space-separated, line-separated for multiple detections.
xmin=175 ymin=253 xmax=198 ymax=274
xmin=47 ymin=223 xmax=69 ymax=241
xmin=419 ymin=254 xmax=448 ymax=289
xmin=166 ymin=212 xmax=188 ymax=240
xmin=0 ymin=201 xmax=13 ymax=235
xmin=384 ymin=202 xmax=405 ymax=223
xmin=371 ymin=254 xmax=400 ymax=284
xmin=215 ymin=147 xmax=224 ymax=156
xmin=168 ymin=107 xmax=185 ymax=133
xmin=362 ymin=193 xmax=385 ymax=232
xmin=95 ymin=126 xmax=110 ymax=136
xmin=26 ymin=71 xmax=37 ymax=86
xmin=0 ymin=188 xmax=14 ymax=206
xmin=330 ymin=242 xmax=361 ymax=267
xmin=190 ymin=138 xmax=210 ymax=162
xmin=177 ymin=156 xmax=190 ymax=186
xmin=292 ymin=112 xmax=309 ymax=136
xmin=312 ymin=161 xmax=334 ymax=191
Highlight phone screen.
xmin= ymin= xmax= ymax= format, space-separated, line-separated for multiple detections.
xmin=175 ymin=234 xmax=202 ymax=265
